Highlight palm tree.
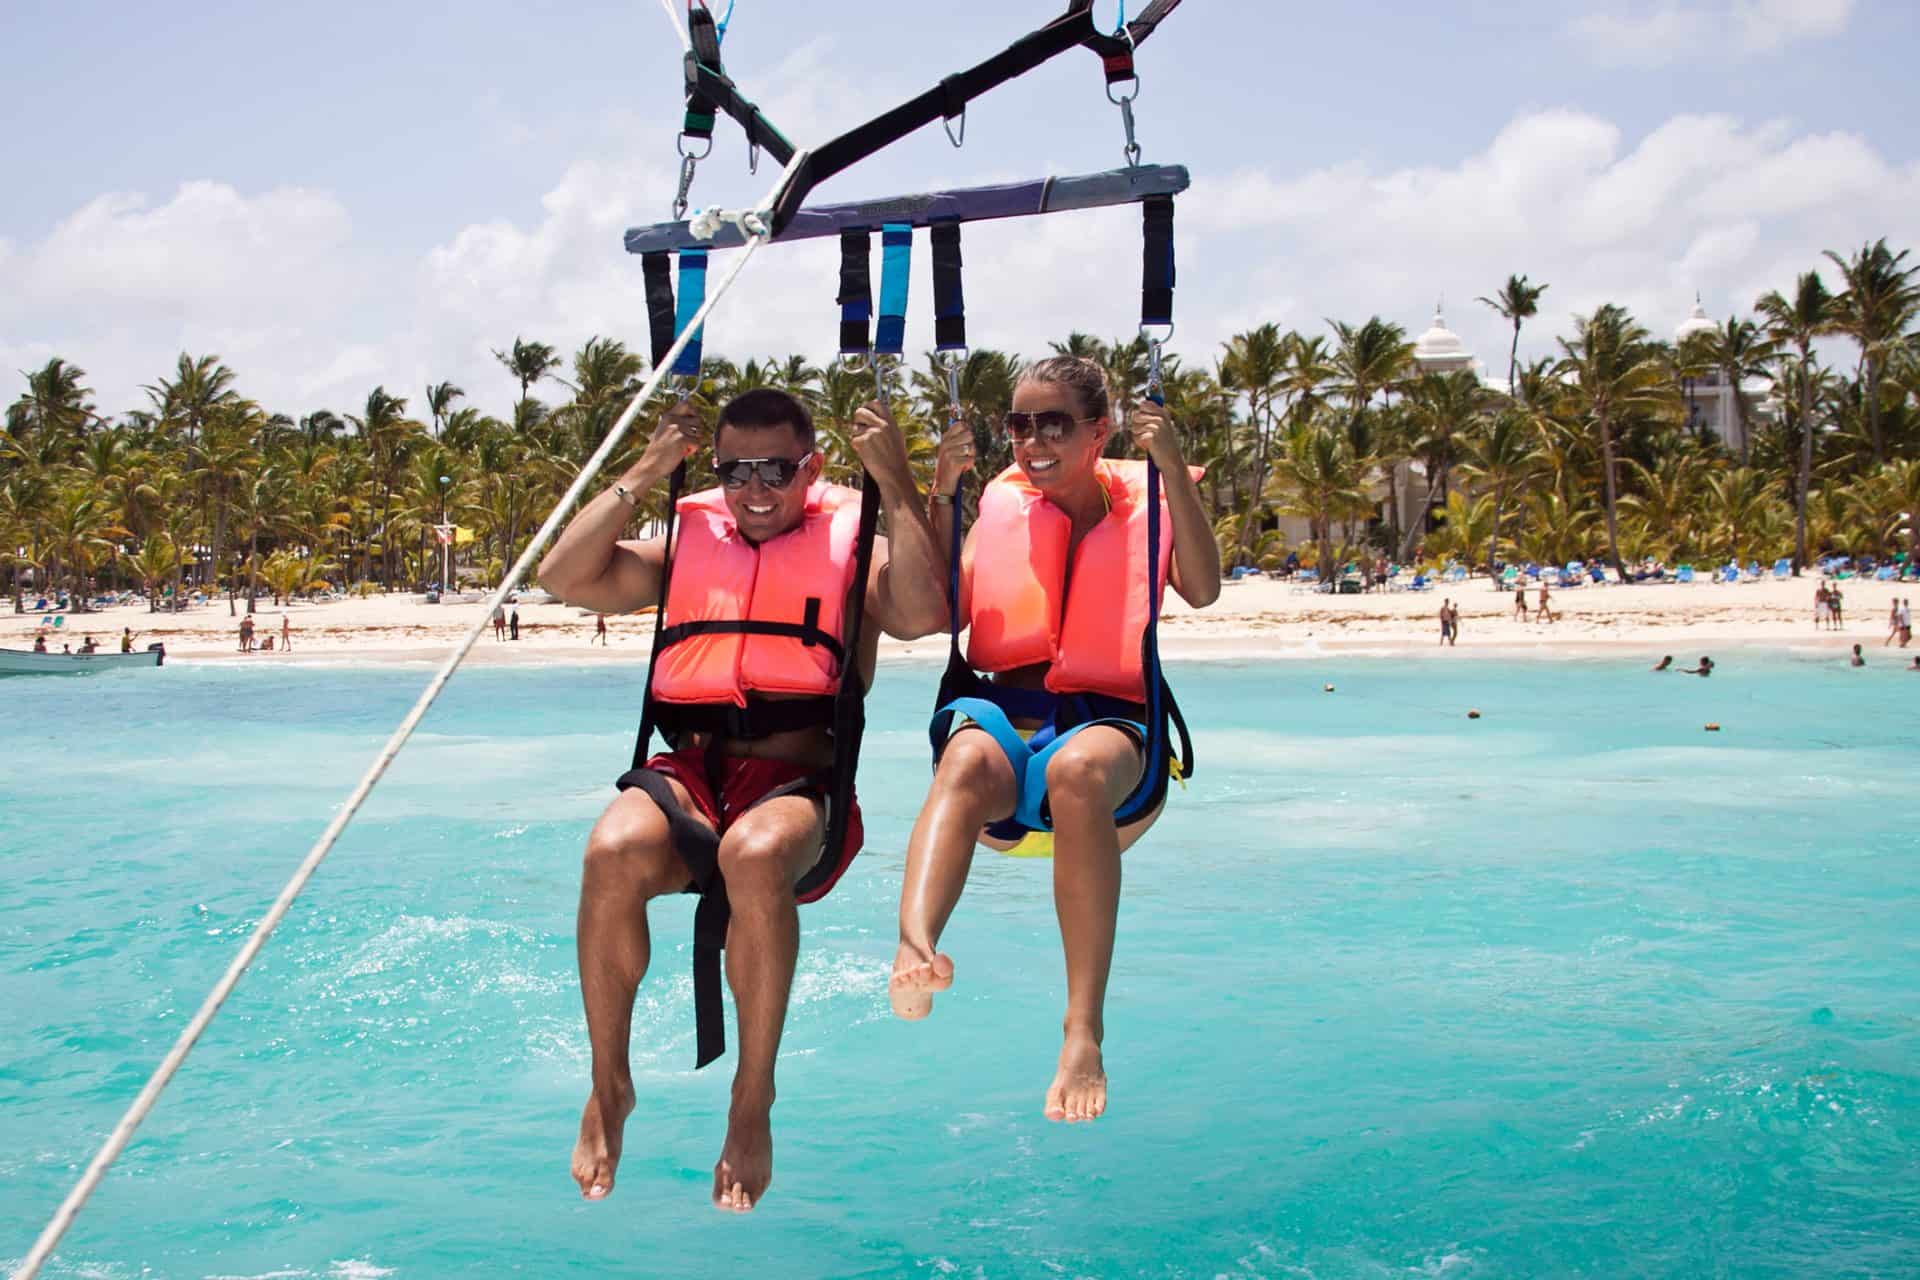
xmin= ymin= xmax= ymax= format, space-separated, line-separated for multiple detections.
xmin=7 ymin=358 xmax=96 ymax=447
xmin=1398 ymin=369 xmax=1490 ymax=560
xmin=492 ymin=337 xmax=562 ymax=411
xmin=1703 ymin=467 xmax=1781 ymax=565
xmin=130 ymin=534 xmax=185 ymax=613
xmin=45 ymin=486 xmax=121 ymax=609
xmin=426 ymin=382 xmax=465 ymax=437
xmin=1477 ymin=274 xmax=1550 ymax=395
xmin=145 ymin=353 xmax=239 ymax=587
xmin=1824 ymin=239 xmax=1920 ymax=464
xmin=1556 ymin=304 xmax=1670 ymax=574
xmin=1268 ymin=418 xmax=1370 ymax=581
xmin=1457 ymin=408 xmax=1541 ymax=577
xmin=1699 ymin=316 xmax=1777 ymax=464
xmin=1757 ymin=272 xmax=1837 ymax=572
xmin=1218 ymin=323 xmax=1288 ymax=554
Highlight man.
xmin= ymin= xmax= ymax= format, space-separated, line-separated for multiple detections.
xmin=539 ymin=389 xmax=945 ymax=1212
xmin=1684 ymin=655 xmax=1714 ymax=676
xmin=120 ymin=627 xmax=134 ymax=653
xmin=1651 ymin=655 xmax=1673 ymax=672
xmin=508 ymin=606 xmax=520 ymax=640
xmin=491 ymin=602 xmax=506 ymax=641
xmin=593 ymin=613 xmax=608 ymax=646
xmin=1438 ymin=598 xmax=1453 ymax=646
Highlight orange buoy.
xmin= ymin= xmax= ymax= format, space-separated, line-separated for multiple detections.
xmin=1467 ymin=709 xmax=1481 ymax=719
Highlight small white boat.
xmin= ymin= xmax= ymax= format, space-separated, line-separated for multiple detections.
xmin=0 ymin=644 xmax=167 ymax=677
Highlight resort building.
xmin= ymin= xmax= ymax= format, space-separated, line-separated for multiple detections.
xmin=1672 ymin=298 xmax=1759 ymax=457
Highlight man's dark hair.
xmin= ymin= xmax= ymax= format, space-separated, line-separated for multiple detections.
xmin=718 ymin=387 xmax=814 ymax=451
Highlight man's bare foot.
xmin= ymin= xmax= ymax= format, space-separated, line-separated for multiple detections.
xmin=1043 ymin=1030 xmax=1107 ymax=1123
xmin=888 ymin=940 xmax=954 ymax=1020
xmin=571 ymin=1082 xmax=635 ymax=1199
xmin=712 ymin=1101 xmax=774 ymax=1213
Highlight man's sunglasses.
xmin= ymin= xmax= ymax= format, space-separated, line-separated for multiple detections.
xmin=1003 ymin=410 xmax=1097 ymax=444
xmin=714 ymin=452 xmax=814 ymax=489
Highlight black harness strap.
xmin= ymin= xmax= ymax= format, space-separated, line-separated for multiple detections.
xmin=652 ymin=602 xmax=845 ymax=667
xmin=931 ymin=222 xmax=967 ymax=352
xmin=641 ymin=251 xmax=677 ymax=369
xmin=1141 ymin=194 xmax=1175 ymax=329
xmin=838 ymin=230 xmax=873 ymax=356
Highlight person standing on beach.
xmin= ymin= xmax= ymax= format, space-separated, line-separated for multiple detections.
xmin=540 ymin=389 xmax=946 ymax=1212
xmin=281 ymin=614 xmax=293 ymax=652
xmin=120 ymin=627 xmax=134 ymax=653
xmin=1814 ymin=582 xmax=1829 ymax=629
xmin=1439 ymin=598 xmax=1453 ymax=645
xmin=509 ymin=607 xmax=520 ymax=640
xmin=1830 ymin=583 xmax=1845 ymax=629
xmin=1447 ymin=600 xmax=1460 ymax=645
xmin=1513 ymin=584 xmax=1528 ymax=621
xmin=491 ymin=602 xmax=506 ymax=641
xmin=1536 ymin=580 xmax=1556 ymax=624
xmin=1885 ymin=600 xmax=1900 ymax=646
xmin=593 ymin=613 xmax=608 ymax=646
xmin=1899 ymin=598 xmax=1912 ymax=647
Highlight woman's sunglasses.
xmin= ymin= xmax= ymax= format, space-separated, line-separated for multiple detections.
xmin=714 ymin=452 xmax=814 ymax=489
xmin=1002 ymin=410 xmax=1097 ymax=445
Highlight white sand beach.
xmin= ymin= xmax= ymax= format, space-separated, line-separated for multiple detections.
xmin=2 ymin=574 xmax=1908 ymax=667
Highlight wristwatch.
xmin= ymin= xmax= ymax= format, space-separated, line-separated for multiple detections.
xmin=932 ymin=492 xmax=955 ymax=506
xmin=612 ymin=482 xmax=640 ymax=508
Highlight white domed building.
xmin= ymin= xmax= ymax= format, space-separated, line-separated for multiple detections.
xmin=1412 ymin=305 xmax=1478 ymax=376
xmin=1672 ymin=298 xmax=1757 ymax=456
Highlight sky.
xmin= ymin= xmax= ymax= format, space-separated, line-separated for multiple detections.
xmin=2 ymin=0 xmax=1915 ymax=419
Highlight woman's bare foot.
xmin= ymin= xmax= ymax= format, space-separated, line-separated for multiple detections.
xmin=888 ymin=939 xmax=954 ymax=1020
xmin=1043 ymin=1030 xmax=1107 ymax=1123
xmin=571 ymin=1081 xmax=636 ymax=1199
xmin=712 ymin=1100 xmax=774 ymax=1212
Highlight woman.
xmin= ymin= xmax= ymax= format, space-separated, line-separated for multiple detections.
xmin=890 ymin=355 xmax=1219 ymax=1123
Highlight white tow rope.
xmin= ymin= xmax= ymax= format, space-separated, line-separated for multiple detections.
xmin=13 ymin=152 xmax=803 ymax=1280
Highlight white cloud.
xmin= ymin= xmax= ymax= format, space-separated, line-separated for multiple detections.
xmin=1570 ymin=0 xmax=1855 ymax=68
xmin=2 ymin=102 xmax=1916 ymax=424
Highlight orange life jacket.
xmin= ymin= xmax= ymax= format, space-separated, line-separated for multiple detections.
xmin=963 ymin=459 xmax=1200 ymax=703
xmin=652 ymin=482 xmax=863 ymax=706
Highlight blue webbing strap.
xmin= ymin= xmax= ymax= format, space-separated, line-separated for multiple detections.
xmin=670 ymin=248 xmax=709 ymax=378
xmin=931 ymin=221 xmax=966 ymax=351
xmin=875 ymin=223 xmax=913 ymax=356
xmin=837 ymin=230 xmax=872 ymax=356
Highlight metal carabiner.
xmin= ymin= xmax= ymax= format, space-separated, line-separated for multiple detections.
xmin=1105 ymin=65 xmax=1143 ymax=167
xmin=1141 ymin=326 xmax=1173 ymax=400
xmin=870 ymin=353 xmax=898 ymax=405
xmin=942 ymin=106 xmax=966 ymax=149
xmin=672 ymin=151 xmax=700 ymax=221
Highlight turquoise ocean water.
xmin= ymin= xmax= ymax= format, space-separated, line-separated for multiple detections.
xmin=3 ymin=654 xmax=1917 ymax=1278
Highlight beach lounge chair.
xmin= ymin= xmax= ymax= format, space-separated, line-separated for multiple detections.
xmin=1676 ymin=566 xmax=1696 ymax=585
xmin=1772 ymin=558 xmax=1792 ymax=580
xmin=1408 ymin=573 xmax=1432 ymax=592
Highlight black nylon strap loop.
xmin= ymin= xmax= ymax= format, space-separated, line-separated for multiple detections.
xmin=1141 ymin=194 xmax=1175 ymax=329
xmin=931 ymin=221 xmax=967 ymax=350
xmin=641 ymin=251 xmax=677 ymax=368
xmin=838 ymin=229 xmax=873 ymax=355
